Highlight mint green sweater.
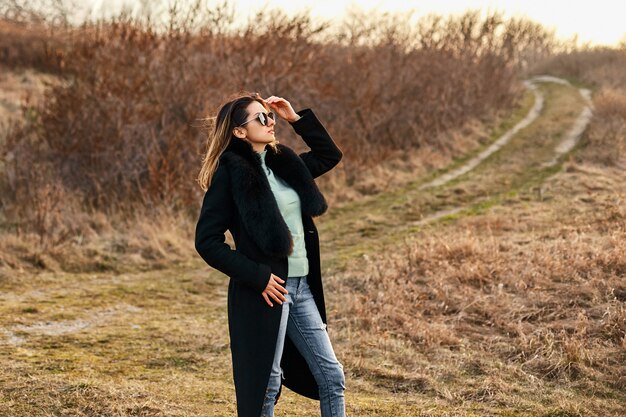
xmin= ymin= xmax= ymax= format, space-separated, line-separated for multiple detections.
xmin=257 ymin=148 xmax=309 ymax=277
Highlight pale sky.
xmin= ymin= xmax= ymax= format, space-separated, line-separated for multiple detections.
xmin=78 ymin=0 xmax=625 ymax=46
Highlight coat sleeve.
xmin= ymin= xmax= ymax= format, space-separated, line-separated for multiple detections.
xmin=194 ymin=164 xmax=272 ymax=293
xmin=290 ymin=108 xmax=343 ymax=179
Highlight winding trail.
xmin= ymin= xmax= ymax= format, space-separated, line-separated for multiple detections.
xmin=408 ymin=76 xmax=594 ymax=228
xmin=421 ymin=76 xmax=592 ymax=189
xmin=321 ymin=76 xmax=594 ymax=268
xmin=420 ymin=80 xmax=544 ymax=189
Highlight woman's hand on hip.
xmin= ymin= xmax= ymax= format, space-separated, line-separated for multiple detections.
xmin=262 ymin=273 xmax=288 ymax=307
xmin=263 ymin=96 xmax=301 ymax=123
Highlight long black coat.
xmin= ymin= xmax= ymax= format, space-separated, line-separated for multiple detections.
xmin=194 ymin=108 xmax=343 ymax=417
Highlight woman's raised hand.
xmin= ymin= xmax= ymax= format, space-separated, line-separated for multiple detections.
xmin=263 ymin=96 xmax=301 ymax=123
xmin=262 ymin=273 xmax=289 ymax=307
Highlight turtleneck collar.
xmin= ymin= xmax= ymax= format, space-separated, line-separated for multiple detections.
xmin=257 ymin=148 xmax=269 ymax=174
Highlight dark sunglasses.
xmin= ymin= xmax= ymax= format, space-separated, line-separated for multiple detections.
xmin=239 ymin=111 xmax=275 ymax=127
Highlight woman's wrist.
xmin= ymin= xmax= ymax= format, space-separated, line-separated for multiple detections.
xmin=288 ymin=114 xmax=301 ymax=123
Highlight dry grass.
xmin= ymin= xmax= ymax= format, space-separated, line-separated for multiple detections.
xmin=319 ymin=81 xmax=584 ymax=267
xmin=577 ymin=88 xmax=626 ymax=166
xmin=1 ymin=162 xmax=623 ymax=416
xmin=1 ymin=71 xmax=622 ymax=415
xmin=0 ymin=203 xmax=195 ymax=274
xmin=0 ymin=261 xmax=428 ymax=416
xmin=1 ymin=3 xmax=625 ymax=415
xmin=327 ymin=160 xmax=626 ymax=415
xmin=0 ymin=264 xmax=234 ymax=416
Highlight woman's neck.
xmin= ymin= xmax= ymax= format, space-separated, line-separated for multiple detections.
xmin=252 ymin=143 xmax=267 ymax=153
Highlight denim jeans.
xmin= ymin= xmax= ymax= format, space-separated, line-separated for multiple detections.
xmin=261 ymin=275 xmax=346 ymax=417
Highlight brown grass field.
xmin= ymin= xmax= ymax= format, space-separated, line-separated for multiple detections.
xmin=0 ymin=3 xmax=625 ymax=416
xmin=1 ymin=74 xmax=624 ymax=415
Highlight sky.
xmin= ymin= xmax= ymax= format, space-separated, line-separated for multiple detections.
xmin=78 ymin=0 xmax=625 ymax=47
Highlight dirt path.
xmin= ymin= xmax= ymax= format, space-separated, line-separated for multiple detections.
xmin=420 ymin=79 xmax=544 ymax=189
xmin=420 ymin=76 xmax=592 ymax=188
xmin=413 ymin=76 xmax=593 ymax=224
xmin=319 ymin=77 xmax=592 ymax=269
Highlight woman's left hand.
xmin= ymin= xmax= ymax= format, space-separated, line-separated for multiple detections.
xmin=264 ymin=96 xmax=301 ymax=123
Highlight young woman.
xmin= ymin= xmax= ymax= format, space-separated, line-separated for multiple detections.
xmin=195 ymin=92 xmax=346 ymax=417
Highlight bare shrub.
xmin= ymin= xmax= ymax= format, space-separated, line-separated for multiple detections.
xmin=0 ymin=0 xmax=71 ymax=72
xmin=0 ymin=2 xmax=559 ymax=270
xmin=533 ymin=45 xmax=626 ymax=89
xmin=1 ymin=4 xmax=556 ymax=209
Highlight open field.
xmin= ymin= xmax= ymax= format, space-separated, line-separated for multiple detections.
xmin=1 ymin=73 xmax=623 ymax=416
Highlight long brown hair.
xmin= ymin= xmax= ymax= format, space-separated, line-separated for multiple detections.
xmin=197 ymin=92 xmax=279 ymax=192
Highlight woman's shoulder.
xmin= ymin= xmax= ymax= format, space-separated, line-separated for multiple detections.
xmin=205 ymin=161 xmax=232 ymax=193
xmin=214 ymin=161 xmax=231 ymax=180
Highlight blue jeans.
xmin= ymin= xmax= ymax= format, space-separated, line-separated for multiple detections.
xmin=261 ymin=275 xmax=346 ymax=417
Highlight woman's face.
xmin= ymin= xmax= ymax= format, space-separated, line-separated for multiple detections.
xmin=235 ymin=100 xmax=276 ymax=152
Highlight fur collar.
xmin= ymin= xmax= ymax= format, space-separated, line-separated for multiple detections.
xmin=219 ymin=138 xmax=328 ymax=258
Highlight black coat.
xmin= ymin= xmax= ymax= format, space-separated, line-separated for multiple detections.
xmin=194 ymin=108 xmax=343 ymax=417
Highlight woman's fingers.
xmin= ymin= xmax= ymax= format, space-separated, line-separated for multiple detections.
xmin=262 ymin=292 xmax=273 ymax=307
xmin=265 ymin=96 xmax=288 ymax=107
xmin=269 ymin=291 xmax=284 ymax=304
xmin=272 ymin=281 xmax=287 ymax=292
xmin=270 ymin=275 xmax=288 ymax=294
xmin=270 ymin=287 xmax=286 ymax=303
xmin=270 ymin=273 xmax=285 ymax=283
xmin=273 ymin=285 xmax=287 ymax=296
xmin=262 ymin=289 xmax=283 ymax=308
xmin=263 ymin=274 xmax=289 ymax=307
xmin=264 ymin=97 xmax=296 ymax=121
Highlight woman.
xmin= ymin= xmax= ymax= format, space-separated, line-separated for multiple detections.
xmin=194 ymin=92 xmax=346 ymax=417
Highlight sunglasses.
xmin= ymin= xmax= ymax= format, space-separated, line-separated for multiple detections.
xmin=239 ymin=111 xmax=275 ymax=127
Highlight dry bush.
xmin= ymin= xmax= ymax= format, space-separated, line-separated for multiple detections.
xmin=2 ymin=4 xmax=332 ymax=213
xmin=0 ymin=1 xmax=557 ymax=270
xmin=0 ymin=20 xmax=55 ymax=71
xmin=533 ymin=45 xmax=626 ymax=89
xmin=0 ymin=0 xmax=71 ymax=72
xmin=314 ymin=9 xmax=552 ymax=166
xmin=1 ymin=5 xmax=555 ymax=207
xmin=0 ymin=117 xmax=87 ymax=252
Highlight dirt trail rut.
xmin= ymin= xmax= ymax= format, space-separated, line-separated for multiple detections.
xmin=320 ymin=76 xmax=593 ymax=268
